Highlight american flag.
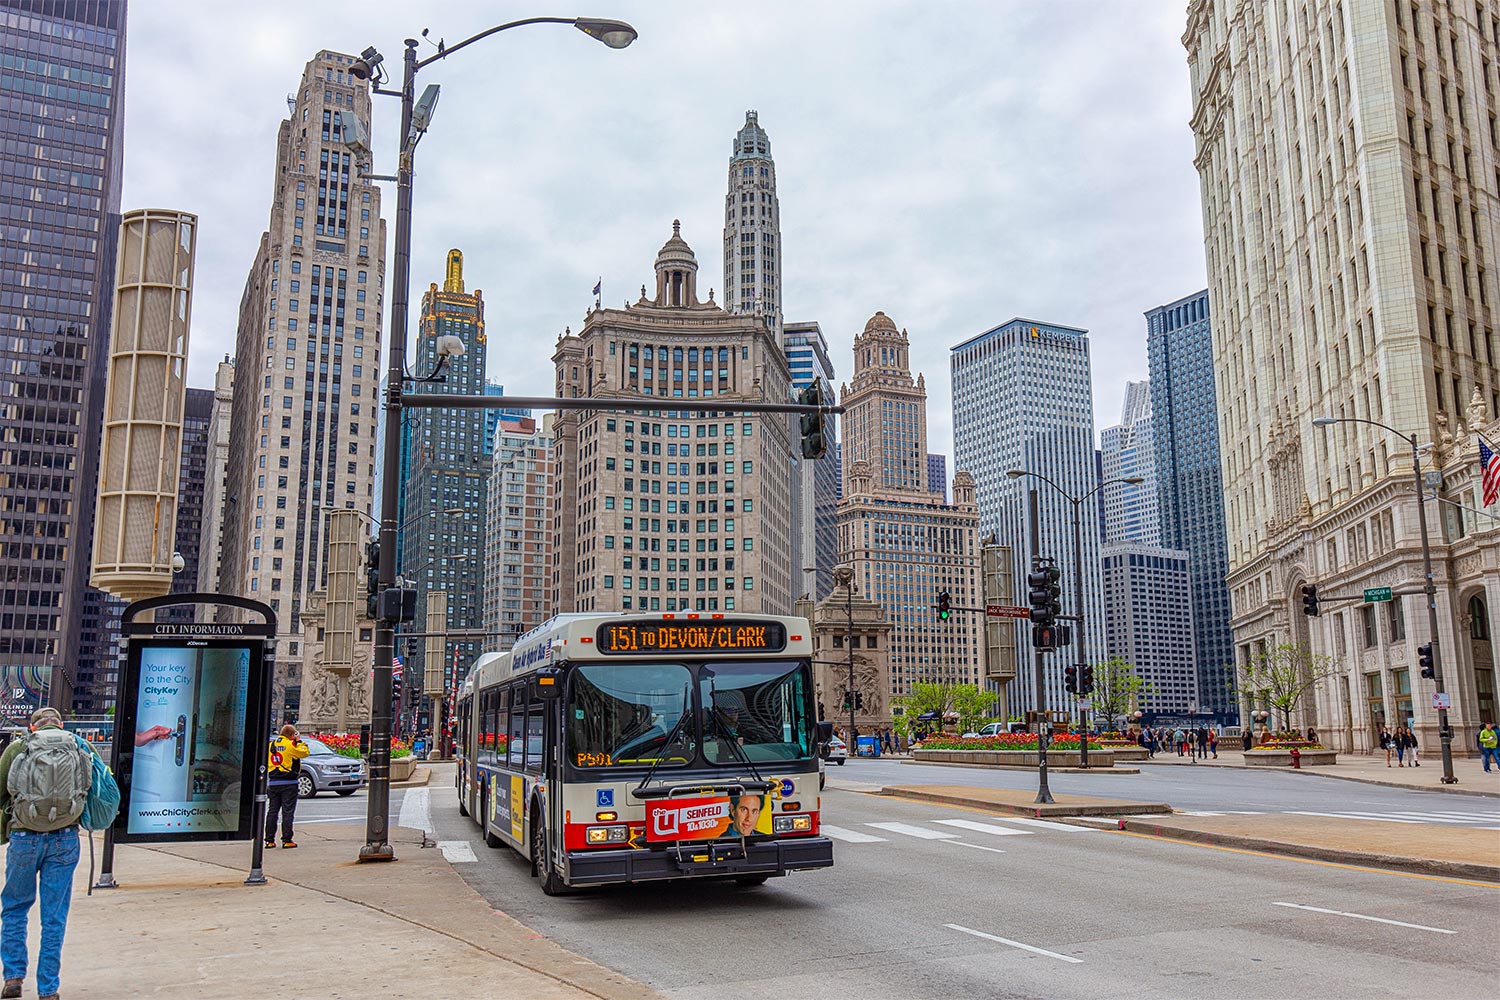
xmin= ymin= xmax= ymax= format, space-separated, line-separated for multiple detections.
xmin=1481 ymin=439 xmax=1500 ymax=507
xmin=391 ymin=653 xmax=404 ymax=680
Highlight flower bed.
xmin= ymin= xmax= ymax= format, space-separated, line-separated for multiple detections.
xmin=915 ymin=734 xmax=1103 ymax=752
xmin=308 ymin=732 xmax=413 ymax=759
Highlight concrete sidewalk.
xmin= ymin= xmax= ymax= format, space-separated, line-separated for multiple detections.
xmin=1112 ymin=811 xmax=1500 ymax=882
xmin=877 ymin=783 xmax=1170 ymax=816
xmin=1141 ymin=749 xmax=1500 ymax=797
xmin=28 ymin=822 xmax=663 ymax=1000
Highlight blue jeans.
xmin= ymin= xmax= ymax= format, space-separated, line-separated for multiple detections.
xmin=2 ymin=827 xmax=79 ymax=997
xmin=1482 ymin=746 xmax=1499 ymax=771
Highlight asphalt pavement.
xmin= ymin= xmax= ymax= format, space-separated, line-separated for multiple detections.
xmin=412 ymin=767 xmax=1498 ymax=1000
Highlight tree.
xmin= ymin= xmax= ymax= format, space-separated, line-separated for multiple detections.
xmin=1238 ymin=643 xmax=1338 ymax=732
xmin=891 ymin=682 xmax=956 ymax=741
xmin=1089 ymin=656 xmax=1152 ymax=731
xmin=951 ymin=684 xmax=999 ymax=736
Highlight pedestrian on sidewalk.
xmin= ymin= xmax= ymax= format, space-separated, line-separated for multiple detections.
xmin=1380 ymin=726 xmax=1394 ymax=766
xmin=0 ymin=707 xmax=102 ymax=1000
xmin=1479 ymin=722 xmax=1499 ymax=771
xmin=1394 ymin=727 xmax=1408 ymax=767
xmin=1195 ymin=727 xmax=1208 ymax=760
xmin=265 ymin=724 xmax=309 ymax=849
xmin=1209 ymin=729 xmax=1219 ymax=759
xmin=1405 ymin=728 xmax=1420 ymax=767
xmin=1241 ymin=728 xmax=1253 ymax=752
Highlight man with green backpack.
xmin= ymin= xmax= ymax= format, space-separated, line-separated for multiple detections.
xmin=0 ymin=707 xmax=110 ymax=1000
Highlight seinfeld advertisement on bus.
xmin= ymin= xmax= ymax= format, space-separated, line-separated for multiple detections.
xmin=646 ymin=790 xmax=773 ymax=842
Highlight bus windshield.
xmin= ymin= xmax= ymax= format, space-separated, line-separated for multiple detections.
xmin=569 ymin=663 xmax=697 ymax=768
xmin=701 ymin=660 xmax=811 ymax=764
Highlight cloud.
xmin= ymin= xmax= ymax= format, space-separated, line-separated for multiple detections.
xmin=120 ymin=0 xmax=1206 ymax=458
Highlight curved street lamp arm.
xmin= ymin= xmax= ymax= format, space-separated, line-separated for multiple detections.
xmin=415 ymin=16 xmax=578 ymax=69
xmin=1081 ymin=476 xmax=1149 ymax=505
xmin=1011 ymin=468 xmax=1074 ymax=505
xmin=1315 ymin=414 xmax=1416 ymax=448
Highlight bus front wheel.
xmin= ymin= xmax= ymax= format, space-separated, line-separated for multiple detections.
xmin=531 ymin=813 xmax=565 ymax=896
xmin=734 ymin=875 xmax=769 ymax=887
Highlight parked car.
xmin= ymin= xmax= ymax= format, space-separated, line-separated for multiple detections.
xmin=961 ymin=722 xmax=1007 ymax=738
xmin=297 ymin=737 xmax=367 ymax=798
xmin=823 ymin=736 xmax=847 ymax=765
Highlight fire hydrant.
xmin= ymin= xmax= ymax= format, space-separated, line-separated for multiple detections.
xmin=1289 ymin=747 xmax=1302 ymax=769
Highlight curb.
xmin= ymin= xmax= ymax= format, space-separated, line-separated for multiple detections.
xmin=894 ymin=758 xmax=1140 ymax=775
xmin=1115 ymin=817 xmax=1500 ymax=883
xmin=878 ymin=786 xmax=1171 ymax=817
xmin=391 ymin=766 xmax=433 ymax=789
xmin=1138 ymin=759 xmax=1500 ymax=799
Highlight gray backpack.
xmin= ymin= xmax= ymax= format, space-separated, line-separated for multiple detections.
xmin=8 ymin=728 xmax=90 ymax=832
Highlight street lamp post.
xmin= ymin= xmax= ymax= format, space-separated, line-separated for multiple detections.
xmin=1313 ymin=415 xmax=1457 ymax=784
xmin=1008 ymin=468 xmax=1144 ymax=768
xmin=350 ymin=16 xmax=637 ymax=863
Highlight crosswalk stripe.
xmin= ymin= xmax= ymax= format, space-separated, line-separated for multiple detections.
xmin=866 ymin=822 xmax=958 ymax=840
xmin=820 ymin=824 xmax=887 ymax=843
xmin=1382 ymin=812 xmax=1497 ymax=823
xmin=1286 ymin=811 xmax=1425 ymax=824
xmin=986 ymin=816 xmax=1092 ymax=832
xmin=932 ymin=819 xmax=1034 ymax=837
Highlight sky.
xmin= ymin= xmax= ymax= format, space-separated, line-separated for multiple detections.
xmin=120 ymin=0 xmax=1208 ymax=459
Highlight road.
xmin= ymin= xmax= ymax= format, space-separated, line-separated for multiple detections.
xmin=306 ymin=765 xmax=1498 ymax=1000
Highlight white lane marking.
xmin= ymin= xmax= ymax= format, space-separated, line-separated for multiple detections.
xmin=942 ymin=840 xmax=1007 ymax=854
xmin=1383 ymin=812 xmax=1500 ymax=823
xmin=820 ymin=824 xmax=887 ymax=844
xmin=1271 ymin=902 xmax=1455 ymax=934
xmin=1285 ymin=811 xmax=1425 ymax=824
xmin=437 ymin=840 xmax=478 ymax=863
xmin=945 ymin=923 xmax=1083 ymax=963
xmin=397 ymin=786 xmax=432 ymax=834
xmin=1181 ymin=810 xmax=1227 ymax=816
xmin=932 ymin=819 xmax=1033 ymax=837
xmin=987 ymin=816 xmax=1093 ymax=832
xmin=866 ymin=822 xmax=957 ymax=840
xmin=294 ymin=816 xmax=363 ymax=825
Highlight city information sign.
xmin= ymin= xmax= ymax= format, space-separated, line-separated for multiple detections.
xmin=1364 ymin=587 xmax=1393 ymax=603
xmin=112 ymin=599 xmax=275 ymax=845
xmin=986 ymin=604 xmax=1031 ymax=619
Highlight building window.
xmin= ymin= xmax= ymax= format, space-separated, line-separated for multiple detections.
xmin=1361 ymin=604 xmax=1378 ymax=648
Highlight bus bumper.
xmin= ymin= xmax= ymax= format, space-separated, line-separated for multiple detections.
xmin=565 ymin=836 xmax=834 ymax=886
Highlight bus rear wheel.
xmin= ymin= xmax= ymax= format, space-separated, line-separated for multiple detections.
xmin=532 ymin=814 xmax=565 ymax=896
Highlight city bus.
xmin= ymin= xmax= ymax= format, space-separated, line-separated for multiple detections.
xmin=456 ymin=612 xmax=833 ymax=895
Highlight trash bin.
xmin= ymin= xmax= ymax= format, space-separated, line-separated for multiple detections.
xmin=856 ymin=736 xmax=881 ymax=758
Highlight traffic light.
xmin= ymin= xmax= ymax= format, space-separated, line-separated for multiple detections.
xmin=855 ymin=691 xmax=865 ymax=710
xmin=365 ymin=540 xmax=381 ymax=619
xmin=1418 ymin=642 xmax=1435 ymax=679
xmin=937 ymin=590 xmax=952 ymax=620
xmin=1028 ymin=563 xmax=1061 ymax=627
xmin=797 ymin=381 xmax=828 ymax=459
xmin=1064 ymin=665 xmax=1078 ymax=693
xmin=1080 ymin=664 xmax=1095 ymax=695
xmin=1301 ymin=583 xmax=1320 ymax=617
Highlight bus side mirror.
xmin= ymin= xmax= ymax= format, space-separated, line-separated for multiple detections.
xmin=532 ymin=668 xmax=563 ymax=700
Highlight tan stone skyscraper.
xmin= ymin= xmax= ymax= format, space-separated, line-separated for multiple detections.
xmin=551 ymin=222 xmax=794 ymax=615
xmin=222 ymin=50 xmax=388 ymax=699
xmin=1186 ymin=2 xmax=1499 ymax=751
xmin=838 ymin=312 xmax=984 ymax=699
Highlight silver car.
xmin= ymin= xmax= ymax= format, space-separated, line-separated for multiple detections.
xmin=296 ymin=737 xmax=367 ymax=798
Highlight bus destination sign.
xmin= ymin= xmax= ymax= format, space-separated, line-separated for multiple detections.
xmin=597 ymin=620 xmax=788 ymax=656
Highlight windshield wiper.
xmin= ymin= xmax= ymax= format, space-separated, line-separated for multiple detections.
xmin=707 ymin=676 xmax=764 ymax=785
xmin=635 ymin=681 xmax=692 ymax=796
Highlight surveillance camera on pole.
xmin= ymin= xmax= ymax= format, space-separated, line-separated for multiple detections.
xmin=435 ymin=334 xmax=465 ymax=359
xmin=342 ymin=113 xmax=372 ymax=161
xmin=408 ymin=83 xmax=441 ymax=145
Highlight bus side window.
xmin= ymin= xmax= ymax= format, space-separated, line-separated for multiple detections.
xmin=480 ymin=690 xmax=494 ymax=765
xmin=524 ymin=700 xmax=545 ymax=775
xmin=495 ymin=687 xmax=509 ymax=769
xmin=508 ymin=688 xmax=525 ymax=769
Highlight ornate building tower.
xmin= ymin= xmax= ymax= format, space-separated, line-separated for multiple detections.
xmin=550 ymin=222 xmax=795 ymax=616
xmin=722 ymin=111 xmax=782 ymax=331
xmin=842 ymin=312 xmax=929 ymax=493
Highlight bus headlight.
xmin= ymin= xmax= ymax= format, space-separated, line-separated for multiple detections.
xmin=586 ymin=825 xmax=630 ymax=844
xmin=772 ymin=815 xmax=812 ymax=834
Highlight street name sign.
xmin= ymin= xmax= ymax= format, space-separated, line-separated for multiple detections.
xmin=986 ymin=604 xmax=1030 ymax=619
xmin=1364 ymin=587 xmax=1393 ymax=603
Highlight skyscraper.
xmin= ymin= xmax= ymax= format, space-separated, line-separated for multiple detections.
xmin=1100 ymin=544 xmax=1198 ymax=715
xmin=722 ymin=111 xmax=782 ymax=331
xmin=484 ymin=413 xmax=553 ymax=650
xmin=1099 ymin=380 xmax=1159 ymax=545
xmin=401 ymin=250 xmax=489 ymax=699
xmin=951 ymin=319 xmax=1104 ymax=715
xmin=927 ymin=453 xmax=948 ymax=501
xmin=839 ymin=312 xmax=983 ymax=698
xmin=196 ymin=359 xmax=235 ymax=601
xmin=550 ymin=222 xmax=795 ymax=616
xmin=221 ymin=50 xmax=388 ymax=702
xmin=1147 ymin=290 xmax=1235 ymax=717
xmin=783 ymin=321 xmax=838 ymax=600
xmin=159 ymin=387 xmax=213 ymax=624
xmin=0 ymin=0 xmax=128 ymax=712
xmin=1186 ymin=2 xmax=1499 ymax=748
